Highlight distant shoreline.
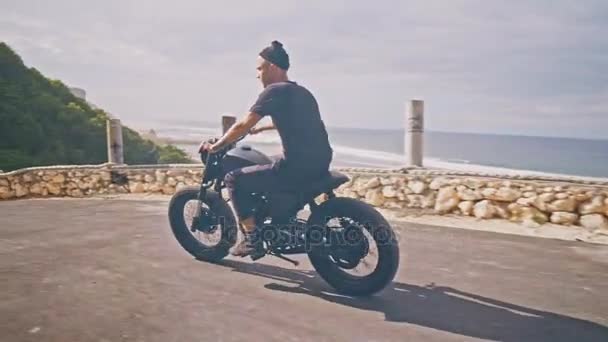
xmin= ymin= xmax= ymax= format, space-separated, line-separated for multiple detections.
xmin=136 ymin=128 xmax=608 ymax=182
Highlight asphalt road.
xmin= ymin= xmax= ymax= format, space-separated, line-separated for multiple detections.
xmin=1 ymin=197 xmax=608 ymax=342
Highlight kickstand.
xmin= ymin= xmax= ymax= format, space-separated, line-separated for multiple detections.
xmin=268 ymin=252 xmax=300 ymax=267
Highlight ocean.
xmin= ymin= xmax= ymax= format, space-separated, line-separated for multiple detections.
xmin=127 ymin=119 xmax=608 ymax=179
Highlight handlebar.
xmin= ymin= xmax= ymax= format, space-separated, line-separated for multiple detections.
xmin=199 ymin=133 xmax=248 ymax=165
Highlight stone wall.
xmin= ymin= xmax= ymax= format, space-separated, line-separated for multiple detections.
xmin=0 ymin=164 xmax=202 ymax=199
xmin=334 ymin=173 xmax=608 ymax=233
xmin=1 ymin=163 xmax=607 ymax=232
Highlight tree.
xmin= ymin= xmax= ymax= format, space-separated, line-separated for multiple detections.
xmin=0 ymin=42 xmax=192 ymax=172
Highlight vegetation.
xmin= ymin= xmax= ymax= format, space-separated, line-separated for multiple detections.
xmin=0 ymin=42 xmax=192 ymax=172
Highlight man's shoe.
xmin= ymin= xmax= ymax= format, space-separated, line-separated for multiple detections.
xmin=230 ymin=232 xmax=265 ymax=259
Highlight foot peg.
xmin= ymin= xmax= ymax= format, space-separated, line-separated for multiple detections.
xmin=269 ymin=252 xmax=299 ymax=266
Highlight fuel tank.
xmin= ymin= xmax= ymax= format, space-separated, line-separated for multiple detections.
xmin=222 ymin=144 xmax=273 ymax=175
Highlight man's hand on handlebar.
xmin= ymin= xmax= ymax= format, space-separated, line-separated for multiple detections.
xmin=198 ymin=134 xmax=247 ymax=154
xmin=198 ymin=139 xmax=221 ymax=154
xmin=198 ymin=141 xmax=217 ymax=153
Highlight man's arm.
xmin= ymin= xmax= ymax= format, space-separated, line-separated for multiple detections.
xmin=250 ymin=122 xmax=276 ymax=134
xmin=209 ymin=112 xmax=263 ymax=152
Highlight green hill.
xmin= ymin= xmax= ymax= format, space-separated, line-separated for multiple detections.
xmin=0 ymin=42 xmax=192 ymax=172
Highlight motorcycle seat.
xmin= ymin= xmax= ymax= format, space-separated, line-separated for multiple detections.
xmin=300 ymin=171 xmax=349 ymax=198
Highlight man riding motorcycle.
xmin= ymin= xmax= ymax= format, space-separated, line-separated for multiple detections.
xmin=199 ymin=40 xmax=333 ymax=258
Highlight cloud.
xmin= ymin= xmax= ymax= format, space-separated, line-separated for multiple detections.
xmin=1 ymin=0 xmax=607 ymax=139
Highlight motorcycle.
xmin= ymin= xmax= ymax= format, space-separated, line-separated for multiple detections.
xmin=168 ymin=135 xmax=400 ymax=296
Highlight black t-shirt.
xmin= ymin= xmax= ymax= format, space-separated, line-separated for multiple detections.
xmin=250 ymin=81 xmax=333 ymax=169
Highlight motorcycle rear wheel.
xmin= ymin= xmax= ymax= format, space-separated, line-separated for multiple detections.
xmin=306 ymin=197 xmax=400 ymax=296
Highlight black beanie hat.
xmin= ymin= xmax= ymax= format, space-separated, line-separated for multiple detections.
xmin=259 ymin=40 xmax=290 ymax=71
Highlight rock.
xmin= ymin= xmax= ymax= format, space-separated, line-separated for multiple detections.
xmin=517 ymin=197 xmax=536 ymax=206
xmin=362 ymin=177 xmax=381 ymax=190
xmin=547 ymin=198 xmax=577 ymax=212
xmin=166 ymin=169 xmax=188 ymax=177
xmin=51 ymin=174 xmax=66 ymax=183
xmin=406 ymin=195 xmax=423 ymax=208
xmin=435 ymin=187 xmax=459 ymax=213
xmin=538 ymin=193 xmax=556 ymax=203
xmin=47 ymin=183 xmax=62 ymax=195
xmin=482 ymin=187 xmax=521 ymax=202
xmin=0 ymin=186 xmax=14 ymax=199
xmin=579 ymin=214 xmax=608 ymax=231
xmin=422 ymin=193 xmax=436 ymax=208
xmin=41 ymin=188 xmax=49 ymax=196
xmin=176 ymin=182 xmax=187 ymax=191
xmin=429 ymin=177 xmax=451 ymax=190
xmin=457 ymin=188 xmax=483 ymax=201
xmin=523 ymin=191 xmax=536 ymax=198
xmin=508 ymin=204 xmax=548 ymax=225
xmin=133 ymin=174 xmax=143 ymax=181
xmin=494 ymin=202 xmax=510 ymax=219
xmin=408 ymin=180 xmax=426 ymax=194
xmin=550 ymin=212 xmax=578 ymax=225
xmin=462 ymin=178 xmax=486 ymax=189
xmin=29 ymin=183 xmax=42 ymax=195
xmin=397 ymin=191 xmax=407 ymax=201
xmin=574 ymin=193 xmax=591 ymax=202
xmin=458 ymin=201 xmax=474 ymax=216
xmin=167 ymin=177 xmax=178 ymax=186
xmin=448 ymin=179 xmax=462 ymax=186
xmin=130 ymin=182 xmax=146 ymax=193
xmin=380 ymin=177 xmax=398 ymax=186
xmin=14 ymin=184 xmax=29 ymax=197
xmin=71 ymin=189 xmax=84 ymax=198
xmin=176 ymin=176 xmax=186 ymax=182
xmin=342 ymin=190 xmax=359 ymax=199
xmin=144 ymin=174 xmax=155 ymax=183
xmin=382 ymin=186 xmax=399 ymax=198
xmin=22 ymin=173 xmax=34 ymax=182
xmin=365 ymin=188 xmax=385 ymax=207
xmin=542 ymin=187 xmax=554 ymax=193
xmin=162 ymin=185 xmax=176 ymax=195
xmin=486 ymin=181 xmax=500 ymax=189
xmin=523 ymin=219 xmax=542 ymax=228
xmin=155 ymin=170 xmax=166 ymax=183
xmin=0 ymin=178 xmax=8 ymax=187
xmin=605 ymin=198 xmax=608 ymax=216
xmin=531 ymin=197 xmax=549 ymax=212
xmin=578 ymin=196 xmax=606 ymax=215
xmin=148 ymin=184 xmax=162 ymax=192
xmin=474 ymin=200 xmax=495 ymax=219
xmin=522 ymin=185 xmax=535 ymax=192
xmin=100 ymin=171 xmax=112 ymax=182
xmin=384 ymin=200 xmax=405 ymax=209
xmin=555 ymin=193 xmax=569 ymax=200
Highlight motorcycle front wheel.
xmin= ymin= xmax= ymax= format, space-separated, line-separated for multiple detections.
xmin=168 ymin=186 xmax=237 ymax=262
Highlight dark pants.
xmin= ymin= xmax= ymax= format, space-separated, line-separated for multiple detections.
xmin=224 ymin=156 xmax=329 ymax=220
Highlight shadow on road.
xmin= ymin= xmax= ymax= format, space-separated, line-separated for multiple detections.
xmin=213 ymin=259 xmax=608 ymax=342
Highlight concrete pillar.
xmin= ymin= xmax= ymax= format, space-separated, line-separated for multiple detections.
xmin=106 ymin=118 xmax=124 ymax=164
xmin=406 ymin=100 xmax=424 ymax=167
xmin=222 ymin=115 xmax=237 ymax=134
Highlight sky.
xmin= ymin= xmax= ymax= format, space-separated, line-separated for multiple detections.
xmin=1 ymin=0 xmax=607 ymax=139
